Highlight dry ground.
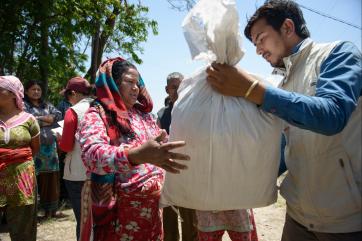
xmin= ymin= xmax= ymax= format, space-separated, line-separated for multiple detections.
xmin=1 ymin=176 xmax=286 ymax=241
xmin=0 ymin=196 xmax=285 ymax=241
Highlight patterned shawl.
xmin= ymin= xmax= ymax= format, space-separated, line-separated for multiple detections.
xmin=79 ymin=57 xmax=153 ymax=241
xmin=95 ymin=57 xmax=153 ymax=138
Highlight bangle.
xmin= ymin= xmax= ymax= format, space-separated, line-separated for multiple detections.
xmin=244 ymin=80 xmax=259 ymax=98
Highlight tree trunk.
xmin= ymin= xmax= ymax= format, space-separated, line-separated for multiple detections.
xmin=0 ymin=1 xmax=21 ymax=76
xmin=0 ymin=34 xmax=14 ymax=75
xmin=38 ymin=0 xmax=50 ymax=96
xmin=16 ymin=21 xmax=37 ymax=79
xmin=85 ymin=5 xmax=120 ymax=82
xmin=85 ymin=25 xmax=100 ymax=82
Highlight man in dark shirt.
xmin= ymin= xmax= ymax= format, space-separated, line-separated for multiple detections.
xmin=156 ymin=96 xmax=171 ymax=133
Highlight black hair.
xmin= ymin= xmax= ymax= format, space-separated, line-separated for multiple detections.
xmin=23 ymin=80 xmax=45 ymax=105
xmin=244 ymin=0 xmax=310 ymax=41
xmin=63 ymin=89 xmax=73 ymax=101
xmin=112 ymin=60 xmax=137 ymax=85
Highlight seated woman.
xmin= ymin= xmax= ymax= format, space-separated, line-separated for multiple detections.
xmin=78 ymin=57 xmax=189 ymax=241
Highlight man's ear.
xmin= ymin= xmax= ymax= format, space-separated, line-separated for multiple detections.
xmin=282 ymin=18 xmax=295 ymax=37
xmin=165 ymin=86 xmax=169 ymax=94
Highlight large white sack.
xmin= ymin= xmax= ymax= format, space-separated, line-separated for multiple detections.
xmin=160 ymin=0 xmax=282 ymax=210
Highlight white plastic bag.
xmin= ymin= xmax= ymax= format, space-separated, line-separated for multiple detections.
xmin=160 ymin=0 xmax=282 ymax=210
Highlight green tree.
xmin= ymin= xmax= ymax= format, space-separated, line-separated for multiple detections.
xmin=85 ymin=1 xmax=158 ymax=82
xmin=0 ymin=0 xmax=157 ymax=104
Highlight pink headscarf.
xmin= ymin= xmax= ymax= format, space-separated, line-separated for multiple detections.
xmin=0 ymin=75 xmax=25 ymax=110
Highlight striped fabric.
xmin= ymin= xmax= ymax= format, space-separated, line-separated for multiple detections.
xmin=79 ymin=57 xmax=155 ymax=241
xmin=95 ymin=57 xmax=153 ymax=137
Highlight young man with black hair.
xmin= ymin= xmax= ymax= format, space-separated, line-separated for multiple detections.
xmin=206 ymin=1 xmax=361 ymax=240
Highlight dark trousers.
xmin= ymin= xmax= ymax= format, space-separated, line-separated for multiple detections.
xmin=163 ymin=206 xmax=198 ymax=241
xmin=64 ymin=180 xmax=84 ymax=241
xmin=281 ymin=214 xmax=362 ymax=241
xmin=6 ymin=203 xmax=37 ymax=241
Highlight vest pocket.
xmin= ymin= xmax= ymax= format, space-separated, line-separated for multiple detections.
xmin=307 ymin=149 xmax=361 ymax=218
xmin=338 ymin=156 xmax=362 ymax=210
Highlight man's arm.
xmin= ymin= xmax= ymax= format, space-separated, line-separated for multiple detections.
xmin=207 ymin=42 xmax=362 ymax=135
xmin=261 ymin=42 xmax=361 ymax=135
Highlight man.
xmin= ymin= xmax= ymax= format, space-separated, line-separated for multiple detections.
xmin=206 ymin=1 xmax=361 ymax=241
xmin=156 ymin=96 xmax=171 ymax=132
xmin=157 ymin=72 xmax=198 ymax=241
xmin=157 ymin=72 xmax=182 ymax=134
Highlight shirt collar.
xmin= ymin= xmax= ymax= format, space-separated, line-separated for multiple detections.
xmin=272 ymin=38 xmax=312 ymax=77
xmin=291 ymin=38 xmax=306 ymax=54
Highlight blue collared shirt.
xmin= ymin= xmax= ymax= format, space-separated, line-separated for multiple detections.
xmin=261 ymin=41 xmax=362 ymax=136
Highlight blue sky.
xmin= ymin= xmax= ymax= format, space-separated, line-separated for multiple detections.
xmin=108 ymin=0 xmax=362 ymax=113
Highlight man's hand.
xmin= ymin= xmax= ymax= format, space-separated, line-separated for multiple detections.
xmin=206 ymin=63 xmax=265 ymax=105
xmin=128 ymin=130 xmax=190 ymax=173
xmin=206 ymin=63 xmax=246 ymax=97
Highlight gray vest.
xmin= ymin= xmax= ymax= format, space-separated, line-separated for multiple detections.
xmin=278 ymin=39 xmax=361 ymax=232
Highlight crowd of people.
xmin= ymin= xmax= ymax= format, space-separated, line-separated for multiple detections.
xmin=0 ymin=1 xmax=361 ymax=241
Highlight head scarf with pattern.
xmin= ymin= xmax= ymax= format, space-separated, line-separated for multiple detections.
xmin=79 ymin=58 xmax=154 ymax=241
xmin=95 ymin=57 xmax=153 ymax=135
xmin=0 ymin=75 xmax=25 ymax=110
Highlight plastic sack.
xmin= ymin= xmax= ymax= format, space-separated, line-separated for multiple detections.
xmin=160 ymin=0 xmax=282 ymax=210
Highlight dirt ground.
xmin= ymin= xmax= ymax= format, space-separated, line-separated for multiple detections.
xmin=0 ymin=195 xmax=285 ymax=241
xmin=1 ymin=176 xmax=286 ymax=241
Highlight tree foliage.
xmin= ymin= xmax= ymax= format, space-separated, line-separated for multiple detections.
xmin=0 ymin=0 xmax=157 ymax=104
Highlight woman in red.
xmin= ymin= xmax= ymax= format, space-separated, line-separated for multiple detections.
xmin=78 ymin=58 xmax=190 ymax=241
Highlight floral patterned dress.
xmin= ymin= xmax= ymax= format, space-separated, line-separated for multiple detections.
xmin=196 ymin=209 xmax=259 ymax=241
xmin=24 ymin=101 xmax=62 ymax=173
xmin=78 ymin=106 xmax=165 ymax=241
xmin=0 ymin=112 xmax=40 ymax=207
xmin=24 ymin=101 xmax=62 ymax=212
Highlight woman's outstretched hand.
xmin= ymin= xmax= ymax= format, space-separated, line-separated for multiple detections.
xmin=128 ymin=130 xmax=190 ymax=173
